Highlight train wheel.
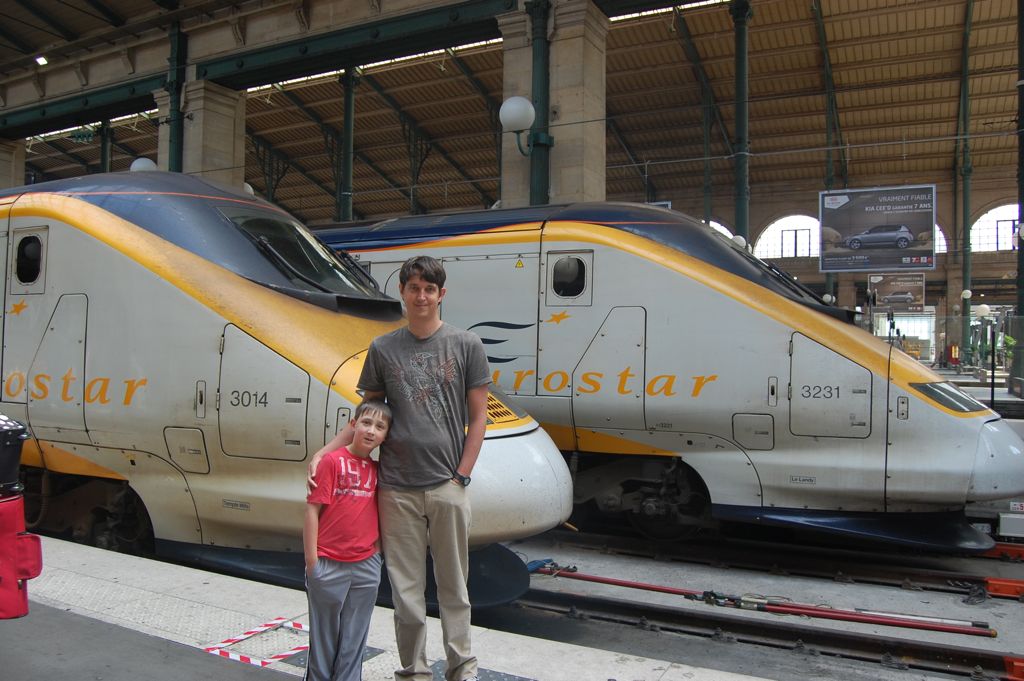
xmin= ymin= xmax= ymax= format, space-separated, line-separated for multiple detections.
xmin=625 ymin=462 xmax=710 ymax=542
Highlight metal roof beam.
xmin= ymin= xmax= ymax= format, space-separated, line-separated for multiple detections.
xmin=811 ymin=0 xmax=848 ymax=188
xmin=0 ymin=74 xmax=165 ymax=139
xmin=150 ymin=0 xmax=180 ymax=10
xmin=80 ymin=0 xmax=127 ymax=27
xmin=13 ymin=0 xmax=78 ymax=42
xmin=197 ymin=0 xmax=511 ymax=89
xmin=672 ymin=8 xmax=732 ymax=156
xmin=363 ymin=73 xmax=494 ymax=207
xmin=608 ymin=118 xmax=655 ymax=202
xmin=245 ymin=128 xmax=361 ymax=222
xmin=0 ymin=24 xmax=34 ymax=55
xmin=34 ymin=138 xmax=92 ymax=171
xmin=444 ymin=48 xmax=499 ymax=118
xmin=274 ymin=85 xmax=423 ymax=214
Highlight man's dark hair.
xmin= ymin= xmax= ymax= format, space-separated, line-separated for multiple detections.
xmin=354 ymin=399 xmax=392 ymax=427
xmin=399 ymin=255 xmax=446 ymax=288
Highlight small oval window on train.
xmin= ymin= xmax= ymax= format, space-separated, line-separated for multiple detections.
xmin=16 ymin=236 xmax=42 ymax=284
xmin=552 ymin=256 xmax=586 ymax=298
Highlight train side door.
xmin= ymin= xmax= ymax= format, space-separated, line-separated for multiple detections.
xmin=769 ymin=332 xmax=883 ymax=510
xmin=2 ymin=225 xmax=94 ymax=443
xmin=0 ymin=199 xmax=9 ymax=381
xmin=441 ymin=255 xmax=540 ymax=395
xmin=218 ymin=325 xmax=310 ymax=460
xmin=537 ymin=250 xmax=595 ymax=392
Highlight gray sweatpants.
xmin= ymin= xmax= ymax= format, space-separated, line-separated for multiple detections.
xmin=305 ymin=552 xmax=382 ymax=681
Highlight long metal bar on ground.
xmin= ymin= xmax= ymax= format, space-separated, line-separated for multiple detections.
xmin=545 ymin=530 xmax=1024 ymax=600
xmin=534 ymin=566 xmax=996 ymax=637
xmin=518 ymin=589 xmax=1024 ymax=680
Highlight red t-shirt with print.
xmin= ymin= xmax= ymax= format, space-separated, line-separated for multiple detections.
xmin=307 ymin=446 xmax=379 ymax=562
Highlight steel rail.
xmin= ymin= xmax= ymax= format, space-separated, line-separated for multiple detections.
xmin=516 ymin=588 xmax=1024 ymax=680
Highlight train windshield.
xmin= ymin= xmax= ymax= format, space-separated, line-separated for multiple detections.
xmin=219 ymin=206 xmax=379 ymax=298
xmin=563 ymin=204 xmax=827 ymax=309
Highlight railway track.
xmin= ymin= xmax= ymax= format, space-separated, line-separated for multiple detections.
xmin=511 ymin=588 xmax=1024 ymax=680
xmin=543 ymin=529 xmax=1024 ymax=602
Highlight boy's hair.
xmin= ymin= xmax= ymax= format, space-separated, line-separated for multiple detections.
xmin=399 ymin=255 xmax=446 ymax=288
xmin=354 ymin=398 xmax=392 ymax=427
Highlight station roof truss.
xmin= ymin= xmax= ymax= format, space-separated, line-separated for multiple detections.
xmin=1 ymin=0 xmax=1018 ymax=230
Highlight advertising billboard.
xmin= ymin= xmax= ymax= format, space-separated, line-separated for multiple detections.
xmin=819 ymin=185 xmax=936 ymax=272
xmin=869 ymin=273 xmax=925 ymax=313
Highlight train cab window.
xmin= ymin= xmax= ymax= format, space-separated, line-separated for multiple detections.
xmin=552 ymin=256 xmax=586 ymax=297
xmin=16 ymin=236 xmax=42 ymax=284
xmin=10 ymin=227 xmax=47 ymax=295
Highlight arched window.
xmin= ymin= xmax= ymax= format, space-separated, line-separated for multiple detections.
xmin=935 ymin=226 xmax=947 ymax=254
xmin=970 ymin=204 xmax=1018 ymax=252
xmin=754 ymin=215 xmax=820 ymax=259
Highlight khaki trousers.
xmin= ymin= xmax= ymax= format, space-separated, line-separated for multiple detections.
xmin=379 ymin=482 xmax=476 ymax=681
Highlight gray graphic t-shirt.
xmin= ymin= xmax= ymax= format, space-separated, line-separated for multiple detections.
xmin=358 ymin=323 xmax=491 ymax=489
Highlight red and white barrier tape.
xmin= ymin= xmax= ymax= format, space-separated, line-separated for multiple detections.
xmin=203 ymin=617 xmax=310 ymax=667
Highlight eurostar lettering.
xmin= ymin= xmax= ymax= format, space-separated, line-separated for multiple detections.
xmin=492 ymin=367 xmax=718 ymax=397
xmin=4 ymin=370 xmax=148 ymax=406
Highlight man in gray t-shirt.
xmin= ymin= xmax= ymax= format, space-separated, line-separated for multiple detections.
xmin=310 ymin=255 xmax=489 ymax=681
xmin=359 ymin=323 xmax=490 ymax=490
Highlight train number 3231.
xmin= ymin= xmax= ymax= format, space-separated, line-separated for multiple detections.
xmin=229 ymin=390 xmax=269 ymax=407
xmin=800 ymin=385 xmax=840 ymax=399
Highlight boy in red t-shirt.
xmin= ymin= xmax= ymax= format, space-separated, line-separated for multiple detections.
xmin=304 ymin=399 xmax=391 ymax=681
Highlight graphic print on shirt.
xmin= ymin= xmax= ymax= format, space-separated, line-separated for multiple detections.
xmin=335 ymin=456 xmax=376 ymax=499
xmin=392 ymin=351 xmax=458 ymax=420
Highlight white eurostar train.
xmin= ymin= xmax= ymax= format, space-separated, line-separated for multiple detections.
xmin=318 ymin=202 xmax=1024 ymax=551
xmin=1 ymin=171 xmax=571 ymax=597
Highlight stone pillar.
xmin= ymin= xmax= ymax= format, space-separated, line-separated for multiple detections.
xmin=498 ymin=0 xmax=608 ymax=207
xmin=155 ymin=80 xmax=246 ymax=187
xmin=0 ymin=140 xmax=26 ymax=188
xmin=837 ymin=272 xmax=857 ymax=310
xmin=498 ymin=10 xmax=532 ymax=207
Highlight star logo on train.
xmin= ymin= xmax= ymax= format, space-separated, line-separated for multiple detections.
xmin=8 ymin=300 xmax=27 ymax=316
xmin=546 ymin=311 xmax=570 ymax=324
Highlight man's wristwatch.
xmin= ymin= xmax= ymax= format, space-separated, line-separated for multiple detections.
xmin=453 ymin=473 xmax=471 ymax=487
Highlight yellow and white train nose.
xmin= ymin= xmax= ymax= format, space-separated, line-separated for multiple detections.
xmin=468 ymin=392 xmax=573 ymax=545
xmin=967 ymin=418 xmax=1024 ymax=502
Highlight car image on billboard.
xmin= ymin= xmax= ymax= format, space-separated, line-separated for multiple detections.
xmin=843 ymin=224 xmax=915 ymax=250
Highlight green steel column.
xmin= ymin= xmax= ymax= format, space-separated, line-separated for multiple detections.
xmin=960 ymin=0 xmax=974 ymax=365
xmin=340 ymin=69 xmax=357 ymax=221
xmin=166 ymin=22 xmax=187 ymax=173
xmin=526 ymin=0 xmax=552 ymax=206
xmin=99 ymin=121 xmax=112 ymax=173
xmin=730 ymin=0 xmax=752 ymax=241
xmin=1015 ymin=0 xmax=1024 ymax=387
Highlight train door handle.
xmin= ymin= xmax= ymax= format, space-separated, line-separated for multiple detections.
xmin=768 ymin=377 xmax=778 ymax=406
xmin=196 ymin=380 xmax=207 ymax=419
xmin=896 ymin=395 xmax=909 ymax=420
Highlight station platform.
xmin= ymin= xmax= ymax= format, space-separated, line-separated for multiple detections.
xmin=2 ymin=536 xmax=767 ymax=681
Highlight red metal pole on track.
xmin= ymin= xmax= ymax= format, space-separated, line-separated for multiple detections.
xmin=533 ymin=566 xmax=996 ymax=637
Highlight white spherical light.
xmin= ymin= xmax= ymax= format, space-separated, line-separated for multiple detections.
xmin=976 ymin=303 xmax=991 ymax=318
xmin=130 ymin=157 xmax=158 ymax=172
xmin=499 ymin=96 xmax=536 ymax=132
xmin=243 ymin=182 xmax=255 ymax=196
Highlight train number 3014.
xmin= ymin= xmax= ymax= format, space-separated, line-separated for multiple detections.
xmin=800 ymin=385 xmax=840 ymax=399
xmin=229 ymin=390 xmax=269 ymax=407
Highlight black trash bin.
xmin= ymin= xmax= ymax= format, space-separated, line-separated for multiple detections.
xmin=0 ymin=414 xmax=27 ymax=497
